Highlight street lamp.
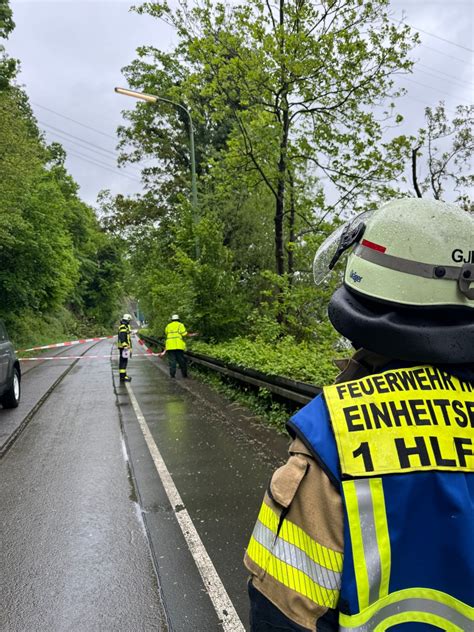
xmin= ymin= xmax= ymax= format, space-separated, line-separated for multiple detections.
xmin=115 ymin=86 xmax=199 ymax=257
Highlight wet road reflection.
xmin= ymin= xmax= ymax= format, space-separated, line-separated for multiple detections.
xmin=124 ymin=347 xmax=288 ymax=628
xmin=1 ymin=341 xmax=167 ymax=631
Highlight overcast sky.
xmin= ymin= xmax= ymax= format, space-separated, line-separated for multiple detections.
xmin=6 ymin=0 xmax=474 ymax=206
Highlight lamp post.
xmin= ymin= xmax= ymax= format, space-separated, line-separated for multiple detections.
xmin=115 ymin=87 xmax=199 ymax=257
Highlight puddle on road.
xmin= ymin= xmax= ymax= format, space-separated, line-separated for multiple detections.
xmin=120 ymin=433 xmax=138 ymax=504
xmin=132 ymin=499 xmax=148 ymax=537
xmin=120 ymin=435 xmax=129 ymax=463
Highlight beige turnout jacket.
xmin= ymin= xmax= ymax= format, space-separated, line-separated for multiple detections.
xmin=244 ymin=350 xmax=391 ymax=630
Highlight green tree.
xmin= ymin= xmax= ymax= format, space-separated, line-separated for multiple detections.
xmin=46 ymin=145 xmax=125 ymax=328
xmin=0 ymin=4 xmax=125 ymax=341
xmin=133 ymin=0 xmax=417 ymax=277
xmin=0 ymin=87 xmax=124 ymax=338
xmin=0 ymin=0 xmax=14 ymax=36
xmin=110 ymin=1 xmax=423 ymax=345
xmin=0 ymin=0 xmax=17 ymax=87
xmin=0 ymin=89 xmax=77 ymax=318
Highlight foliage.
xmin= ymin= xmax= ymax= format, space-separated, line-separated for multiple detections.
xmin=10 ymin=307 xmax=101 ymax=350
xmin=0 ymin=84 xmax=124 ymax=341
xmin=122 ymin=208 xmax=249 ymax=339
xmin=0 ymin=0 xmax=17 ymax=87
xmin=0 ymin=89 xmax=77 ymax=317
xmin=0 ymin=0 xmax=14 ymax=37
xmin=47 ymin=146 xmax=125 ymax=328
xmin=191 ymin=327 xmax=343 ymax=386
xmin=0 ymin=7 xmax=125 ymax=343
xmin=131 ymin=0 xmax=417 ymax=278
xmin=106 ymin=0 xmax=423 ymax=358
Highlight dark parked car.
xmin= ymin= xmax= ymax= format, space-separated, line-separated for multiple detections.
xmin=0 ymin=321 xmax=21 ymax=408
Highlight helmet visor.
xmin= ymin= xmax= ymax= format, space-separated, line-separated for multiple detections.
xmin=313 ymin=210 xmax=373 ymax=285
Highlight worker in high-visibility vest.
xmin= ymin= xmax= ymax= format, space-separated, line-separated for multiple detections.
xmin=244 ymin=199 xmax=474 ymax=631
xmin=162 ymin=314 xmax=189 ymax=378
xmin=117 ymin=313 xmax=132 ymax=383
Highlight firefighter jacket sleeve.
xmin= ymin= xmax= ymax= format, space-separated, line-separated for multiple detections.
xmin=244 ymin=349 xmax=392 ymax=631
xmin=244 ymin=437 xmax=344 ymax=631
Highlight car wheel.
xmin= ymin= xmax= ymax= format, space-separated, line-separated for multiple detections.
xmin=2 ymin=367 xmax=21 ymax=409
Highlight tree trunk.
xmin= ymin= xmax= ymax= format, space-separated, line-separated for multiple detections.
xmin=275 ymin=114 xmax=289 ymax=325
xmin=274 ymin=0 xmax=288 ymax=278
xmin=275 ymin=150 xmax=287 ymax=276
xmin=287 ymin=169 xmax=295 ymax=283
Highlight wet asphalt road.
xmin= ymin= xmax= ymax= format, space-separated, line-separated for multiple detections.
xmin=0 ymin=341 xmax=102 ymax=456
xmin=0 ymin=338 xmax=289 ymax=631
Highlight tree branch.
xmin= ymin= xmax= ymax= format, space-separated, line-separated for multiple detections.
xmin=411 ymin=146 xmax=423 ymax=198
xmin=234 ymin=112 xmax=278 ymax=198
xmin=265 ymin=0 xmax=278 ymax=32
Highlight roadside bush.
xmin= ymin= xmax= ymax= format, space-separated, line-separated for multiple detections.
xmin=191 ymin=325 xmax=343 ymax=387
xmin=7 ymin=307 xmax=112 ymax=350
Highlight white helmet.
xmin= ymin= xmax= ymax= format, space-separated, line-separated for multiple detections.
xmin=171 ymin=314 xmax=180 ymax=321
xmin=313 ymin=198 xmax=474 ymax=363
xmin=122 ymin=313 xmax=132 ymax=321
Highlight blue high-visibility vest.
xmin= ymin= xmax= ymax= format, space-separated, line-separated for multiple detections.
xmin=289 ymin=365 xmax=474 ymax=631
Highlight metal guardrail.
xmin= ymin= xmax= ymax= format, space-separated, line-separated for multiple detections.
xmin=138 ymin=333 xmax=321 ymax=406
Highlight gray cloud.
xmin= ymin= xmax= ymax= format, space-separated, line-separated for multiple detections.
xmin=9 ymin=1 xmax=175 ymax=204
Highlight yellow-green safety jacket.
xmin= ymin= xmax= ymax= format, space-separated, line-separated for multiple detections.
xmin=165 ymin=320 xmax=187 ymax=351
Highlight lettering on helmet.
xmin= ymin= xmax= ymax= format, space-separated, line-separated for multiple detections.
xmin=350 ymin=270 xmax=363 ymax=283
xmin=452 ymin=249 xmax=474 ymax=264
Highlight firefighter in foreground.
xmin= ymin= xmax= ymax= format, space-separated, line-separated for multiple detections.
xmin=117 ymin=313 xmax=133 ymax=383
xmin=244 ymin=198 xmax=474 ymax=631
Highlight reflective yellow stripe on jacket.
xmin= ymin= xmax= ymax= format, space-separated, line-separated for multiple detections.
xmin=246 ymin=500 xmax=343 ymax=608
xmin=343 ymin=478 xmax=391 ymax=612
xmin=339 ymin=588 xmax=474 ymax=631
xmin=340 ymin=478 xmax=474 ymax=631
xmin=165 ymin=321 xmax=187 ymax=351
xmin=117 ymin=324 xmax=131 ymax=348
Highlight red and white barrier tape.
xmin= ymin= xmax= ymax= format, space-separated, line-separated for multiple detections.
xmin=20 ymin=355 xmax=109 ymax=361
xmin=138 ymin=339 xmax=163 ymax=356
xmin=19 ymin=351 xmax=162 ymax=361
xmin=16 ymin=336 xmax=115 ymax=354
xmin=18 ymin=335 xmax=163 ymax=360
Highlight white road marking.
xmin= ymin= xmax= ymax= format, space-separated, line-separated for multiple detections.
xmin=125 ymin=383 xmax=245 ymax=632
